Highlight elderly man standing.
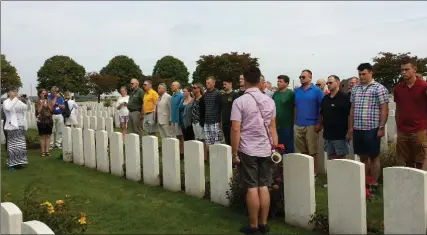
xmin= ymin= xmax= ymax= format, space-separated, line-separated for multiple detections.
xmin=316 ymin=78 xmax=330 ymax=95
xmin=348 ymin=63 xmax=389 ymax=194
xmin=142 ymin=79 xmax=159 ymax=136
xmin=48 ymin=86 xmax=65 ymax=149
xmin=348 ymin=76 xmax=359 ymax=95
xmin=155 ymin=83 xmax=172 ymax=138
xmin=171 ymin=81 xmax=185 ymax=155
xmin=127 ymin=78 xmax=145 ymax=137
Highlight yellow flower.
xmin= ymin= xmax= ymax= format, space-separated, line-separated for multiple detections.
xmin=78 ymin=216 xmax=86 ymax=225
xmin=40 ymin=201 xmax=55 ymax=214
xmin=56 ymin=200 xmax=64 ymax=205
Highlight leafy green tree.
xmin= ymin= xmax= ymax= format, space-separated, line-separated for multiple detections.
xmin=100 ymin=55 xmax=144 ymax=91
xmin=152 ymin=55 xmax=189 ymax=86
xmin=86 ymin=72 xmax=119 ymax=103
xmin=372 ymin=52 xmax=427 ymax=93
xmin=192 ymin=52 xmax=259 ymax=90
xmin=1 ymin=54 xmax=22 ymax=94
xmin=36 ymin=55 xmax=87 ymax=94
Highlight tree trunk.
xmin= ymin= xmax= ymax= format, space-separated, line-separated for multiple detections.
xmin=97 ymin=94 xmax=101 ymax=103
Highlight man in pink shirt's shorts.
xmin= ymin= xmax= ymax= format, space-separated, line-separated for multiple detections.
xmin=231 ymin=66 xmax=278 ymax=235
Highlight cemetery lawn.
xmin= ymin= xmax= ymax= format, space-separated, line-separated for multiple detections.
xmin=1 ymin=131 xmax=312 ymax=234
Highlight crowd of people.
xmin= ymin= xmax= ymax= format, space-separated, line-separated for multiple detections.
xmin=1 ymin=60 xmax=426 ymax=234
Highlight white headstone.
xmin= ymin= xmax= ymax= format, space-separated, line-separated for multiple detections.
xmin=209 ymin=144 xmax=232 ymax=206
xmin=83 ymin=116 xmax=90 ymax=130
xmin=105 ymin=117 xmax=114 ymax=136
xmin=97 ymin=117 xmax=105 ymax=131
xmin=0 ymin=120 xmax=5 ymax=144
xmin=161 ymin=138 xmax=181 ymax=192
xmin=142 ymin=136 xmax=160 ymax=186
xmin=380 ymin=124 xmax=389 ymax=153
xmin=90 ymin=116 xmax=97 ymax=131
xmin=125 ymin=134 xmax=141 ymax=181
xmin=317 ymin=131 xmax=327 ymax=173
xmin=77 ymin=115 xmax=83 ymax=128
xmin=184 ymin=140 xmax=205 ymax=198
xmin=283 ymin=153 xmax=316 ymax=229
xmin=384 ymin=167 xmax=427 ymax=234
xmin=21 ymin=221 xmax=54 ymax=234
xmin=1 ymin=202 xmax=23 ymax=234
xmin=72 ymin=128 xmax=84 ymax=165
xmin=110 ymin=132 xmax=124 ymax=177
xmin=62 ymin=127 xmax=73 ymax=162
xmin=114 ymin=112 xmax=120 ymax=128
xmin=327 ymin=159 xmax=366 ymax=234
xmin=96 ymin=130 xmax=109 ymax=173
xmin=83 ymin=129 xmax=96 ymax=169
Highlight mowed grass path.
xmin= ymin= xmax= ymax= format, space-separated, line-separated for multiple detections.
xmin=1 ymin=131 xmax=313 ymax=234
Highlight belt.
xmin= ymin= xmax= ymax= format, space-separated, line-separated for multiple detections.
xmin=145 ymin=112 xmax=153 ymax=115
xmin=129 ymin=109 xmax=140 ymax=112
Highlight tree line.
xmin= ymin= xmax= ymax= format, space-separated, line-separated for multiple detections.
xmin=1 ymin=52 xmax=426 ymax=101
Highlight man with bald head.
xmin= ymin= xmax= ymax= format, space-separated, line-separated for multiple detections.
xmin=126 ymin=78 xmax=145 ymax=136
xmin=316 ymin=78 xmax=330 ymax=95
xmin=171 ymin=81 xmax=185 ymax=155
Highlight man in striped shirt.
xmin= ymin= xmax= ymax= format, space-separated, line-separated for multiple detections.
xmin=204 ymin=76 xmax=222 ymax=157
xmin=347 ymin=63 xmax=389 ymax=194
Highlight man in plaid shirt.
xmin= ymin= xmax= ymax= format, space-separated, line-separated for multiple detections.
xmin=347 ymin=63 xmax=389 ymax=194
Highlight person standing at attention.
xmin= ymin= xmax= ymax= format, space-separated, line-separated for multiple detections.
xmin=204 ymin=76 xmax=222 ymax=156
xmin=170 ymin=81 xmax=185 ymax=156
xmin=316 ymin=78 xmax=330 ymax=95
xmin=294 ymin=69 xmax=324 ymax=175
xmin=127 ymin=78 xmax=145 ymax=137
xmin=48 ymin=86 xmax=65 ymax=149
xmin=142 ymin=79 xmax=159 ymax=136
xmin=348 ymin=76 xmax=359 ymax=95
xmin=233 ymin=74 xmax=245 ymax=101
xmin=116 ymin=86 xmax=129 ymax=139
xmin=221 ymin=79 xmax=236 ymax=145
xmin=231 ymin=66 xmax=278 ymax=235
xmin=319 ymin=75 xmax=350 ymax=160
xmin=394 ymin=59 xmax=427 ymax=169
xmin=347 ymin=63 xmax=389 ymax=194
xmin=191 ymin=83 xmax=207 ymax=160
xmin=179 ymin=87 xmax=195 ymax=141
xmin=273 ymin=75 xmax=295 ymax=153
xmin=155 ymin=83 xmax=172 ymax=138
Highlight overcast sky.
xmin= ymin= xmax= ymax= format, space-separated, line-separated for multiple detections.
xmin=2 ymin=1 xmax=427 ymax=95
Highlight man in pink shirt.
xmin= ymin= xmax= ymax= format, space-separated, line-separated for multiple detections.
xmin=231 ymin=66 xmax=278 ymax=235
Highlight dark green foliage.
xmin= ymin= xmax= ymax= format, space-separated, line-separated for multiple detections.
xmin=1 ymin=54 xmax=22 ymax=94
xmin=192 ymin=52 xmax=260 ymax=90
xmin=152 ymin=55 xmax=189 ymax=86
xmin=100 ymin=55 xmax=144 ymax=91
xmin=37 ymin=55 xmax=87 ymax=94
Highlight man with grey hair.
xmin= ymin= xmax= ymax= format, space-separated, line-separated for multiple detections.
xmin=155 ymin=83 xmax=172 ymax=138
xmin=127 ymin=78 xmax=145 ymax=136
xmin=348 ymin=76 xmax=359 ymax=95
xmin=171 ymin=81 xmax=185 ymax=155
xmin=48 ymin=86 xmax=65 ymax=149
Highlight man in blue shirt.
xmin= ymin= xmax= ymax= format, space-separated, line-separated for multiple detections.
xmin=48 ymin=86 xmax=65 ymax=149
xmin=170 ymin=81 xmax=184 ymax=156
xmin=294 ymin=70 xmax=324 ymax=175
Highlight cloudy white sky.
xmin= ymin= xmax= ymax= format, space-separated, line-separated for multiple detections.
xmin=2 ymin=1 xmax=427 ymax=95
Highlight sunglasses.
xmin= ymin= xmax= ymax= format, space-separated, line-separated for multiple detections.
xmin=299 ymin=76 xmax=306 ymax=79
xmin=316 ymin=84 xmax=321 ymax=87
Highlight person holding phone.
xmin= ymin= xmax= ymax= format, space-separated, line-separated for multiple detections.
xmin=35 ymin=89 xmax=54 ymax=156
xmin=116 ymin=86 xmax=129 ymax=139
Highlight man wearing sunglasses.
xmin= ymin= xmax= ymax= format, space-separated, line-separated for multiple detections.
xmin=294 ymin=69 xmax=324 ymax=175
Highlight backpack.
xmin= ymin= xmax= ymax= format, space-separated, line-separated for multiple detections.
xmin=62 ymin=101 xmax=72 ymax=118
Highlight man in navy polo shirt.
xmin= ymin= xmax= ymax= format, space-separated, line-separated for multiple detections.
xmin=294 ymin=69 xmax=324 ymax=175
xmin=48 ymin=86 xmax=65 ymax=149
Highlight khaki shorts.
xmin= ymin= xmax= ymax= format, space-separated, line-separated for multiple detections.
xmin=158 ymin=123 xmax=172 ymax=138
xmin=143 ymin=112 xmax=157 ymax=133
xmin=396 ymin=129 xmax=427 ymax=165
xmin=294 ymin=125 xmax=319 ymax=155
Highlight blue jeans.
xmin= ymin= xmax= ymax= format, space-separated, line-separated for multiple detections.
xmin=277 ymin=128 xmax=294 ymax=154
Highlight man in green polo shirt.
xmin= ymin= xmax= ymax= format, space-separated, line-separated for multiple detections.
xmin=126 ymin=78 xmax=145 ymax=136
xmin=273 ymin=75 xmax=295 ymax=153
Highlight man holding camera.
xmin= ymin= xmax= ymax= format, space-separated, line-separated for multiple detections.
xmin=231 ymin=66 xmax=278 ymax=235
xmin=48 ymin=86 xmax=65 ymax=149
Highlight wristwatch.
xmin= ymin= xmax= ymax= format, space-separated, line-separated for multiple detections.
xmin=232 ymin=153 xmax=238 ymax=158
xmin=379 ymin=126 xmax=385 ymax=130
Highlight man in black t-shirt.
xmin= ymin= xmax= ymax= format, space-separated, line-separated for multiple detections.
xmin=319 ymin=75 xmax=351 ymax=160
xmin=221 ymin=79 xmax=236 ymax=145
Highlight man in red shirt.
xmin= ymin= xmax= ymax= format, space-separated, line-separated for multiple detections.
xmin=394 ymin=60 xmax=427 ymax=169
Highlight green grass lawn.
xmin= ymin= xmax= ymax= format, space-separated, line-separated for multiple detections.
xmin=1 ymin=129 xmax=313 ymax=234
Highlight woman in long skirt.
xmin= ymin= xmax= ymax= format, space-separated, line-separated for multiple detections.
xmin=2 ymin=88 xmax=31 ymax=171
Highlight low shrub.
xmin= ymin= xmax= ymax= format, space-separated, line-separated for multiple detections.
xmin=3 ymin=183 xmax=89 ymax=235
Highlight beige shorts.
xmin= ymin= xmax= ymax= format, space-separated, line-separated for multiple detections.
xmin=158 ymin=123 xmax=172 ymax=138
xmin=192 ymin=123 xmax=205 ymax=140
xmin=294 ymin=125 xmax=319 ymax=155
xmin=171 ymin=123 xmax=183 ymax=137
